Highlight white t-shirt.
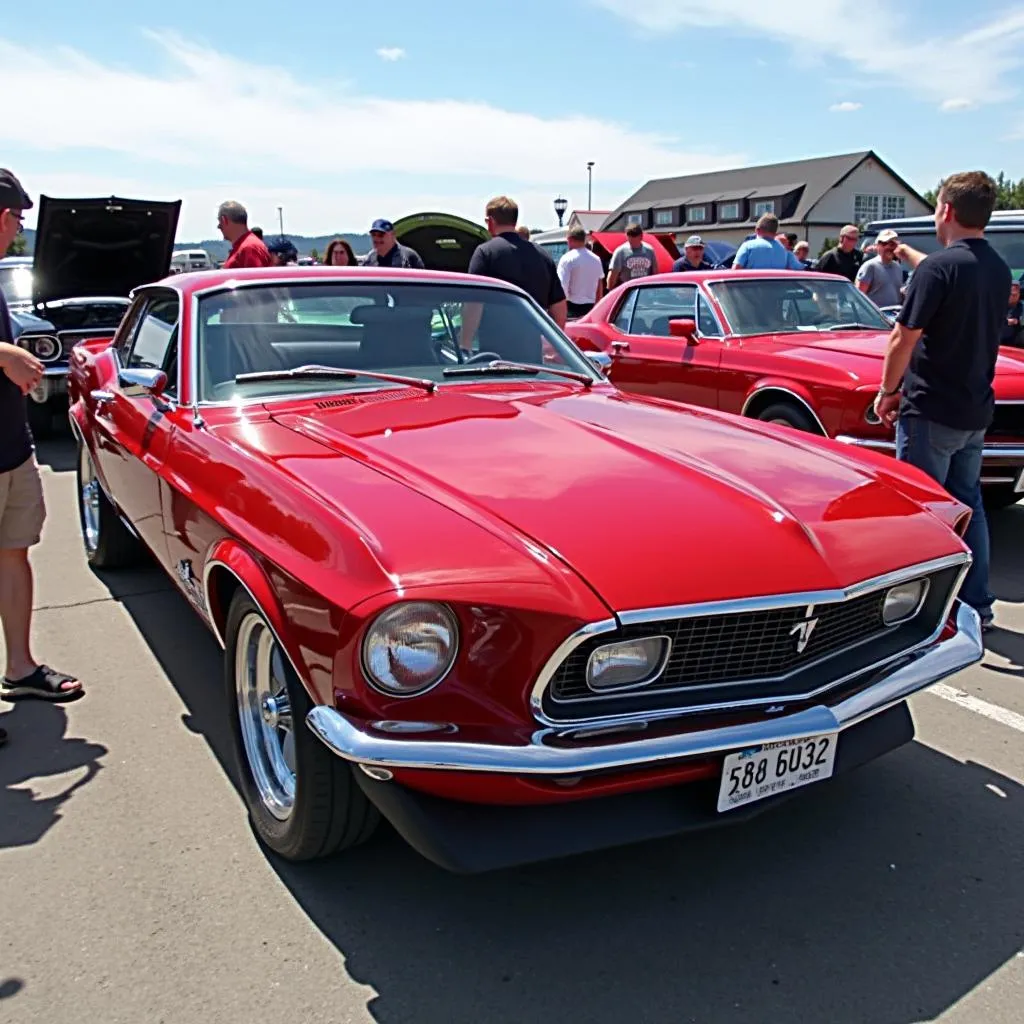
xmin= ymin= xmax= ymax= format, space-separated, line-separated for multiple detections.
xmin=557 ymin=246 xmax=605 ymax=304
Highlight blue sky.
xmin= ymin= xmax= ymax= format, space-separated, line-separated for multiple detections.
xmin=4 ymin=0 xmax=1024 ymax=240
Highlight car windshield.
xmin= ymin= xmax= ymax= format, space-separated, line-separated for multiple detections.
xmin=861 ymin=228 xmax=1024 ymax=277
xmin=707 ymin=277 xmax=892 ymax=335
xmin=196 ymin=281 xmax=598 ymax=403
xmin=0 ymin=263 xmax=33 ymax=304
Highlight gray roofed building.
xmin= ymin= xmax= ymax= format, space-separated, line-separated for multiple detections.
xmin=602 ymin=150 xmax=931 ymax=254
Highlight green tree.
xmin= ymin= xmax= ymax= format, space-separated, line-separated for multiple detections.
xmin=6 ymin=234 xmax=26 ymax=256
xmin=818 ymin=236 xmax=838 ymax=258
xmin=309 ymin=247 xmax=319 ymax=262
xmin=923 ymin=171 xmax=1024 ymax=210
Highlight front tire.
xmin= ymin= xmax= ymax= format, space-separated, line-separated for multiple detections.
xmin=224 ymin=592 xmax=379 ymax=861
xmin=76 ymin=439 xmax=141 ymax=569
xmin=754 ymin=402 xmax=818 ymax=433
xmin=982 ymin=484 xmax=1022 ymax=511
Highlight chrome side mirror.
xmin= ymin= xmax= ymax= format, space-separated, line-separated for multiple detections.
xmin=584 ymin=351 xmax=612 ymax=376
xmin=119 ymin=367 xmax=169 ymax=400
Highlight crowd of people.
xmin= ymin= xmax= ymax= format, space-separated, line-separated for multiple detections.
xmin=0 ymin=166 xmax=1017 ymax=753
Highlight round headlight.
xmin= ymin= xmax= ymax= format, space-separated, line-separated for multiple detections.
xmin=864 ymin=401 xmax=882 ymax=425
xmin=29 ymin=335 xmax=60 ymax=362
xmin=362 ymin=602 xmax=459 ymax=697
xmin=882 ymin=579 xmax=927 ymax=625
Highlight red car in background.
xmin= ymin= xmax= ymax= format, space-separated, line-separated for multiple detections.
xmin=567 ymin=270 xmax=1024 ymax=508
xmin=68 ymin=267 xmax=982 ymax=872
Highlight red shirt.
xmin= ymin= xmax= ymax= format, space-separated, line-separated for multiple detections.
xmin=223 ymin=230 xmax=272 ymax=269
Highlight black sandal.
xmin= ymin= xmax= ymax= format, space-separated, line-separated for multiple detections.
xmin=2 ymin=665 xmax=83 ymax=702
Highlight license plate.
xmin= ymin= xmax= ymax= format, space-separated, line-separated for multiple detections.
xmin=717 ymin=733 xmax=837 ymax=813
xmin=1015 ymin=468 xmax=1024 ymax=493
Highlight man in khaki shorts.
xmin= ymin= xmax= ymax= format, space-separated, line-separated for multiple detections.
xmin=0 ymin=169 xmax=82 ymax=748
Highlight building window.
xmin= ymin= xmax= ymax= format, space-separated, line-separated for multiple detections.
xmin=854 ymin=194 xmax=880 ymax=224
xmin=654 ymin=209 xmax=675 ymax=226
xmin=718 ymin=202 xmax=740 ymax=221
xmin=687 ymin=206 xmax=707 ymax=223
xmin=753 ymin=200 xmax=776 ymax=217
xmin=626 ymin=213 xmax=644 ymax=227
xmin=881 ymin=195 xmax=906 ymax=219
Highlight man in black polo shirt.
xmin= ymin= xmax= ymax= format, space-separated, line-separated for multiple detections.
xmin=875 ymin=171 xmax=1010 ymax=632
xmin=0 ymin=170 xmax=82 ymax=737
xmin=461 ymin=196 xmax=566 ymax=353
xmin=360 ymin=219 xmax=425 ymax=268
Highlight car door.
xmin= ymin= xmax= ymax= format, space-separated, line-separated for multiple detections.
xmin=90 ymin=290 xmax=181 ymax=564
xmin=607 ymin=283 xmax=724 ymax=408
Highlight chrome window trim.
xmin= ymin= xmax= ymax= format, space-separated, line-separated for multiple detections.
xmin=740 ymin=386 xmax=828 ymax=434
xmin=528 ymin=553 xmax=970 ymax=728
xmin=695 ymin=291 xmax=725 ymax=338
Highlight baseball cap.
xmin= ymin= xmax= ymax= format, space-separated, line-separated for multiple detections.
xmin=0 ymin=168 xmax=32 ymax=211
xmin=877 ymin=229 xmax=899 ymax=243
xmin=267 ymin=236 xmax=297 ymax=256
xmin=684 ymin=234 xmax=704 ymax=247
xmin=370 ymin=218 xmax=394 ymax=233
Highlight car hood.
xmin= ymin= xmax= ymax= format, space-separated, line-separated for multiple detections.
xmin=32 ymin=195 xmax=182 ymax=306
xmin=798 ymin=330 xmax=1024 ymax=376
xmin=270 ymin=386 xmax=964 ymax=612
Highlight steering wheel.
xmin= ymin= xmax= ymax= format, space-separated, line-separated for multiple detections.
xmin=463 ymin=351 xmax=504 ymax=364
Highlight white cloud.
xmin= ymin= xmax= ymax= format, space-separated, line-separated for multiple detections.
xmin=939 ymin=98 xmax=974 ymax=112
xmin=590 ymin=1 xmax=1024 ymax=108
xmin=0 ymin=30 xmax=741 ymax=238
xmin=829 ymin=101 xmax=862 ymax=112
xmin=375 ymin=47 xmax=406 ymax=61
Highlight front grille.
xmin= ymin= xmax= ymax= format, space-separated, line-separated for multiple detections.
xmin=541 ymin=565 xmax=961 ymax=721
xmin=988 ymin=403 xmax=1024 ymax=440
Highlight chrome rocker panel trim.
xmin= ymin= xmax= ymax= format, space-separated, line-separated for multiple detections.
xmin=835 ymin=435 xmax=1024 ymax=461
xmin=306 ymin=602 xmax=982 ymax=776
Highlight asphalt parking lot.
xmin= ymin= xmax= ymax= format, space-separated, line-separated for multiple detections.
xmin=2 ymin=436 xmax=1022 ymax=1024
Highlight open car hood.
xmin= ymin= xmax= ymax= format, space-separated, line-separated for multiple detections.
xmin=392 ymin=212 xmax=489 ymax=273
xmin=31 ymin=195 xmax=182 ymax=306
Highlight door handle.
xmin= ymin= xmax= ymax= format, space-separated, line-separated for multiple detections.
xmin=610 ymin=340 xmax=630 ymax=353
xmin=90 ymin=389 xmax=115 ymax=404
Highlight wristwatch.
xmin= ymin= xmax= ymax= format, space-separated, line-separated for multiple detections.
xmin=878 ymin=385 xmax=901 ymax=397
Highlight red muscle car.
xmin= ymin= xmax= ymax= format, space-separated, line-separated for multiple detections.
xmin=566 ymin=270 xmax=1024 ymax=509
xmin=68 ymin=267 xmax=983 ymax=872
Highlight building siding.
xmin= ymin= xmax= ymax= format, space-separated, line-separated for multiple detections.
xmin=805 ymin=156 xmax=932 ymax=225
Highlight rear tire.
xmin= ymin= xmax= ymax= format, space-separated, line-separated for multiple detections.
xmin=76 ymin=439 xmax=142 ymax=569
xmin=224 ymin=591 xmax=379 ymax=861
xmin=982 ymin=484 xmax=1021 ymax=511
xmin=754 ymin=402 xmax=818 ymax=433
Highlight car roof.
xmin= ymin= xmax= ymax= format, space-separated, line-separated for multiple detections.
xmin=150 ymin=265 xmax=527 ymax=297
xmin=628 ymin=269 xmax=844 ymax=285
xmin=865 ymin=209 xmax=1024 ymax=232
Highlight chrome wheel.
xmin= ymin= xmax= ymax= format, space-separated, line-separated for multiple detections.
xmin=235 ymin=614 xmax=296 ymax=820
xmin=79 ymin=445 xmax=100 ymax=555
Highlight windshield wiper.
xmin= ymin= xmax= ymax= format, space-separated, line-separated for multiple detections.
xmin=821 ymin=323 xmax=884 ymax=331
xmin=442 ymin=360 xmax=594 ymax=387
xmin=234 ymin=364 xmax=437 ymax=393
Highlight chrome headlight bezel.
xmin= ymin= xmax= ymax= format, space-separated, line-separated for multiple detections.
xmin=586 ymin=635 xmax=671 ymax=693
xmin=26 ymin=334 xmax=61 ymax=362
xmin=882 ymin=578 xmax=929 ymax=626
xmin=361 ymin=601 xmax=460 ymax=698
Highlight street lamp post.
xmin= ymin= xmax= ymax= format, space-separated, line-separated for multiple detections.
xmin=554 ymin=195 xmax=568 ymax=227
xmin=277 ymin=206 xmax=284 ymax=236
xmin=587 ymin=162 xmax=594 ymax=210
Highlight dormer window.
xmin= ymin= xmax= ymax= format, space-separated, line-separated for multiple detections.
xmin=753 ymin=200 xmax=776 ymax=217
xmin=687 ymin=205 xmax=708 ymax=223
xmin=718 ymin=201 xmax=740 ymax=221
xmin=654 ymin=209 xmax=675 ymax=227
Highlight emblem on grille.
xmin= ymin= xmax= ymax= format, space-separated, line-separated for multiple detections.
xmin=789 ymin=604 xmax=818 ymax=654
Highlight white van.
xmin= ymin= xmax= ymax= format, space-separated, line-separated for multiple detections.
xmin=170 ymin=248 xmax=214 ymax=274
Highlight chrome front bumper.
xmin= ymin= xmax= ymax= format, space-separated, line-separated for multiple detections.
xmin=836 ymin=434 xmax=1024 ymax=486
xmin=29 ymin=367 xmax=69 ymax=404
xmin=306 ymin=602 xmax=983 ymax=776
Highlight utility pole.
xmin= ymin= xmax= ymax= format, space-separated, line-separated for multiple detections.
xmin=277 ymin=207 xmax=284 ymax=236
xmin=587 ymin=162 xmax=595 ymax=210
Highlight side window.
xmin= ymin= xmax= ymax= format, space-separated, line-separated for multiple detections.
xmin=115 ymin=300 xmax=149 ymax=361
xmin=631 ymin=286 xmax=698 ymax=337
xmin=125 ymin=295 xmax=180 ymax=395
xmin=697 ymin=294 xmax=722 ymax=337
xmin=611 ymin=289 xmax=638 ymax=332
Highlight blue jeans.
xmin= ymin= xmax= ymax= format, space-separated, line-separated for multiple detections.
xmin=896 ymin=416 xmax=992 ymax=618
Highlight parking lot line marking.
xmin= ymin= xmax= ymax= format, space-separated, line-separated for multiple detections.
xmin=926 ymin=683 xmax=1024 ymax=734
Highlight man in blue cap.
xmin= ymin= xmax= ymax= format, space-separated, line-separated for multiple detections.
xmin=360 ymin=219 xmax=425 ymax=269
xmin=267 ymin=236 xmax=298 ymax=266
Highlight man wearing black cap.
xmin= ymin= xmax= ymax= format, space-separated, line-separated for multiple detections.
xmin=360 ymin=219 xmax=425 ymax=268
xmin=0 ymin=170 xmax=82 ymax=733
xmin=267 ymin=237 xmax=299 ymax=266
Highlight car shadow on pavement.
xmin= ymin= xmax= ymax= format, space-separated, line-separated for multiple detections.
xmin=0 ymin=701 xmax=107 ymax=851
xmin=33 ymin=435 xmax=77 ymax=474
xmin=106 ymin=576 xmax=1024 ymax=1024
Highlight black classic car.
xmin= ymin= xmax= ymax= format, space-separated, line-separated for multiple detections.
xmin=3 ymin=195 xmax=181 ymax=435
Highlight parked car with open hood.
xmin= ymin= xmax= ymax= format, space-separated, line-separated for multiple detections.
xmin=566 ymin=269 xmax=1024 ymax=509
xmin=68 ymin=265 xmax=982 ymax=872
xmin=8 ymin=195 xmax=181 ymax=435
